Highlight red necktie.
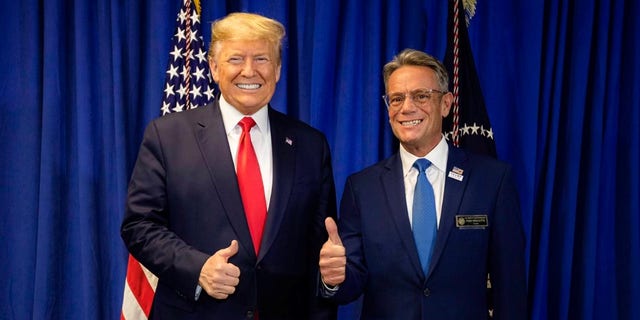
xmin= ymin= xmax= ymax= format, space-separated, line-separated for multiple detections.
xmin=237 ymin=117 xmax=267 ymax=254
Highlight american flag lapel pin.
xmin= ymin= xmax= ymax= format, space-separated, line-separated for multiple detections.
xmin=285 ymin=137 xmax=293 ymax=146
xmin=448 ymin=166 xmax=464 ymax=181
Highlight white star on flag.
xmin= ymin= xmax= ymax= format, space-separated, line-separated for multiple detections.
xmin=159 ymin=0 xmax=215 ymax=116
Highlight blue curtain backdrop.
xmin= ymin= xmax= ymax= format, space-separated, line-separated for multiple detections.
xmin=1 ymin=0 xmax=638 ymax=319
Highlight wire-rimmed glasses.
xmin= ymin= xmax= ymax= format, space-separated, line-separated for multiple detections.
xmin=382 ymin=88 xmax=446 ymax=109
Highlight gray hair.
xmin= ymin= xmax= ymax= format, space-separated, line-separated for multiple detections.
xmin=382 ymin=49 xmax=449 ymax=92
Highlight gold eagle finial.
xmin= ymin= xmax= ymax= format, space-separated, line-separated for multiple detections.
xmin=462 ymin=0 xmax=477 ymax=27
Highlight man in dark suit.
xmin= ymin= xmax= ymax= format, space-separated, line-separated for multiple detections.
xmin=122 ymin=12 xmax=337 ymax=319
xmin=319 ymin=49 xmax=526 ymax=319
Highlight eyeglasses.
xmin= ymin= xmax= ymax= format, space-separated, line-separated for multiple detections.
xmin=382 ymin=88 xmax=446 ymax=109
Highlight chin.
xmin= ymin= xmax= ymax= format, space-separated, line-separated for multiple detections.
xmin=236 ymin=98 xmax=263 ymax=108
xmin=397 ymin=131 xmax=422 ymax=142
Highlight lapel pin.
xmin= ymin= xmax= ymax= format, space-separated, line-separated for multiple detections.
xmin=285 ymin=137 xmax=293 ymax=146
xmin=448 ymin=166 xmax=464 ymax=181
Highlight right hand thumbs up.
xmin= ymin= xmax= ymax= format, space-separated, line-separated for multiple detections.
xmin=325 ymin=216 xmax=343 ymax=246
xmin=218 ymin=239 xmax=239 ymax=261
xmin=199 ymin=240 xmax=241 ymax=300
xmin=319 ymin=217 xmax=346 ymax=287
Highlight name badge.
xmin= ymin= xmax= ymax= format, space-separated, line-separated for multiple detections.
xmin=455 ymin=215 xmax=489 ymax=229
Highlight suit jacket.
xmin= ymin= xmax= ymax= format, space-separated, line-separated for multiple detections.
xmin=121 ymin=101 xmax=337 ymax=320
xmin=332 ymin=144 xmax=526 ymax=319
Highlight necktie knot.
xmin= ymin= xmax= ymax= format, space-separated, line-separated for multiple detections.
xmin=413 ymin=158 xmax=431 ymax=173
xmin=239 ymin=117 xmax=256 ymax=133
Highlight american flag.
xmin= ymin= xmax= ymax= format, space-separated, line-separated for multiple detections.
xmin=442 ymin=0 xmax=497 ymax=158
xmin=160 ymin=0 xmax=215 ymax=115
xmin=121 ymin=1 xmax=214 ymax=319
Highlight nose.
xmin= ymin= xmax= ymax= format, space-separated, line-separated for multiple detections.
xmin=240 ymin=60 xmax=256 ymax=77
xmin=398 ymin=96 xmax=418 ymax=112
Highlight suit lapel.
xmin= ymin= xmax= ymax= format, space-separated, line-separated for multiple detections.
xmin=381 ymin=155 xmax=425 ymax=279
xmin=193 ymin=102 xmax=255 ymax=258
xmin=257 ymin=108 xmax=295 ymax=261
xmin=426 ymin=145 xmax=470 ymax=279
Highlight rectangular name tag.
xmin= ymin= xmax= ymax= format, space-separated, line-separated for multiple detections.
xmin=455 ymin=215 xmax=489 ymax=229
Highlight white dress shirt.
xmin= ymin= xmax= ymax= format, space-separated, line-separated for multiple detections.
xmin=399 ymin=136 xmax=449 ymax=228
xmin=219 ymin=96 xmax=273 ymax=209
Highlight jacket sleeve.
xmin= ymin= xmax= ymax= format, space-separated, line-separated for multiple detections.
xmin=308 ymin=135 xmax=339 ymax=319
xmin=330 ymin=177 xmax=369 ymax=304
xmin=121 ymin=120 xmax=209 ymax=300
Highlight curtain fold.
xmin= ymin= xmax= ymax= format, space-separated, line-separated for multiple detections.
xmin=0 ymin=0 xmax=638 ymax=319
xmin=527 ymin=0 xmax=640 ymax=319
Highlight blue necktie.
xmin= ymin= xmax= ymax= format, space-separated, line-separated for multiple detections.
xmin=412 ymin=159 xmax=437 ymax=275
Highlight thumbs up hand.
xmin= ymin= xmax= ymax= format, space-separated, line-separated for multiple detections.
xmin=199 ymin=240 xmax=241 ymax=299
xmin=319 ymin=217 xmax=346 ymax=287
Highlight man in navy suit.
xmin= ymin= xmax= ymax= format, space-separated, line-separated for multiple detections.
xmin=122 ymin=13 xmax=337 ymax=319
xmin=319 ymin=49 xmax=526 ymax=319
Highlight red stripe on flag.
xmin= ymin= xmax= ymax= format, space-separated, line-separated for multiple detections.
xmin=125 ymin=255 xmax=155 ymax=317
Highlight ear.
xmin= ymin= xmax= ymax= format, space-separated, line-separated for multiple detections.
xmin=441 ymin=92 xmax=453 ymax=117
xmin=275 ymin=63 xmax=282 ymax=83
xmin=209 ymin=59 xmax=219 ymax=83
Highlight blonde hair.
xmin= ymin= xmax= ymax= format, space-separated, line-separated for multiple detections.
xmin=208 ymin=12 xmax=286 ymax=65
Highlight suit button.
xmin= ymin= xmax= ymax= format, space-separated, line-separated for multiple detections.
xmin=246 ymin=310 xmax=254 ymax=319
xmin=423 ymin=288 xmax=431 ymax=296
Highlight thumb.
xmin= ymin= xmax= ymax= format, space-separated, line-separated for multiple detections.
xmin=218 ymin=240 xmax=239 ymax=260
xmin=325 ymin=217 xmax=343 ymax=246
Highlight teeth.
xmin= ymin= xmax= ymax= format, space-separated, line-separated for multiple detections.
xmin=401 ymin=119 xmax=422 ymax=126
xmin=237 ymin=83 xmax=261 ymax=89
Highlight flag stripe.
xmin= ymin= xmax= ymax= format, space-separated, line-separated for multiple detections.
xmin=121 ymin=268 xmax=150 ymax=320
xmin=125 ymin=256 xmax=157 ymax=316
xmin=121 ymin=256 xmax=157 ymax=320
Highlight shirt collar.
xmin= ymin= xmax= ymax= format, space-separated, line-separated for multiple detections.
xmin=399 ymin=135 xmax=449 ymax=177
xmin=219 ymin=95 xmax=269 ymax=135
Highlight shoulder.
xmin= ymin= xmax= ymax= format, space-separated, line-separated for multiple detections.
xmin=449 ymin=145 xmax=512 ymax=172
xmin=140 ymin=104 xmax=218 ymax=146
xmin=152 ymin=103 xmax=214 ymax=128
xmin=448 ymin=147 xmax=516 ymax=189
xmin=348 ymin=154 xmax=399 ymax=182
xmin=268 ymin=107 xmax=328 ymax=143
xmin=141 ymin=104 xmax=219 ymax=142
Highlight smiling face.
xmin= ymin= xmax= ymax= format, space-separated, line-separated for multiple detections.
xmin=210 ymin=39 xmax=281 ymax=115
xmin=387 ymin=65 xmax=452 ymax=157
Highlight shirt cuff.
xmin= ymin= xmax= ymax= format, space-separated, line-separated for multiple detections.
xmin=195 ymin=285 xmax=202 ymax=301
xmin=320 ymin=278 xmax=340 ymax=297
